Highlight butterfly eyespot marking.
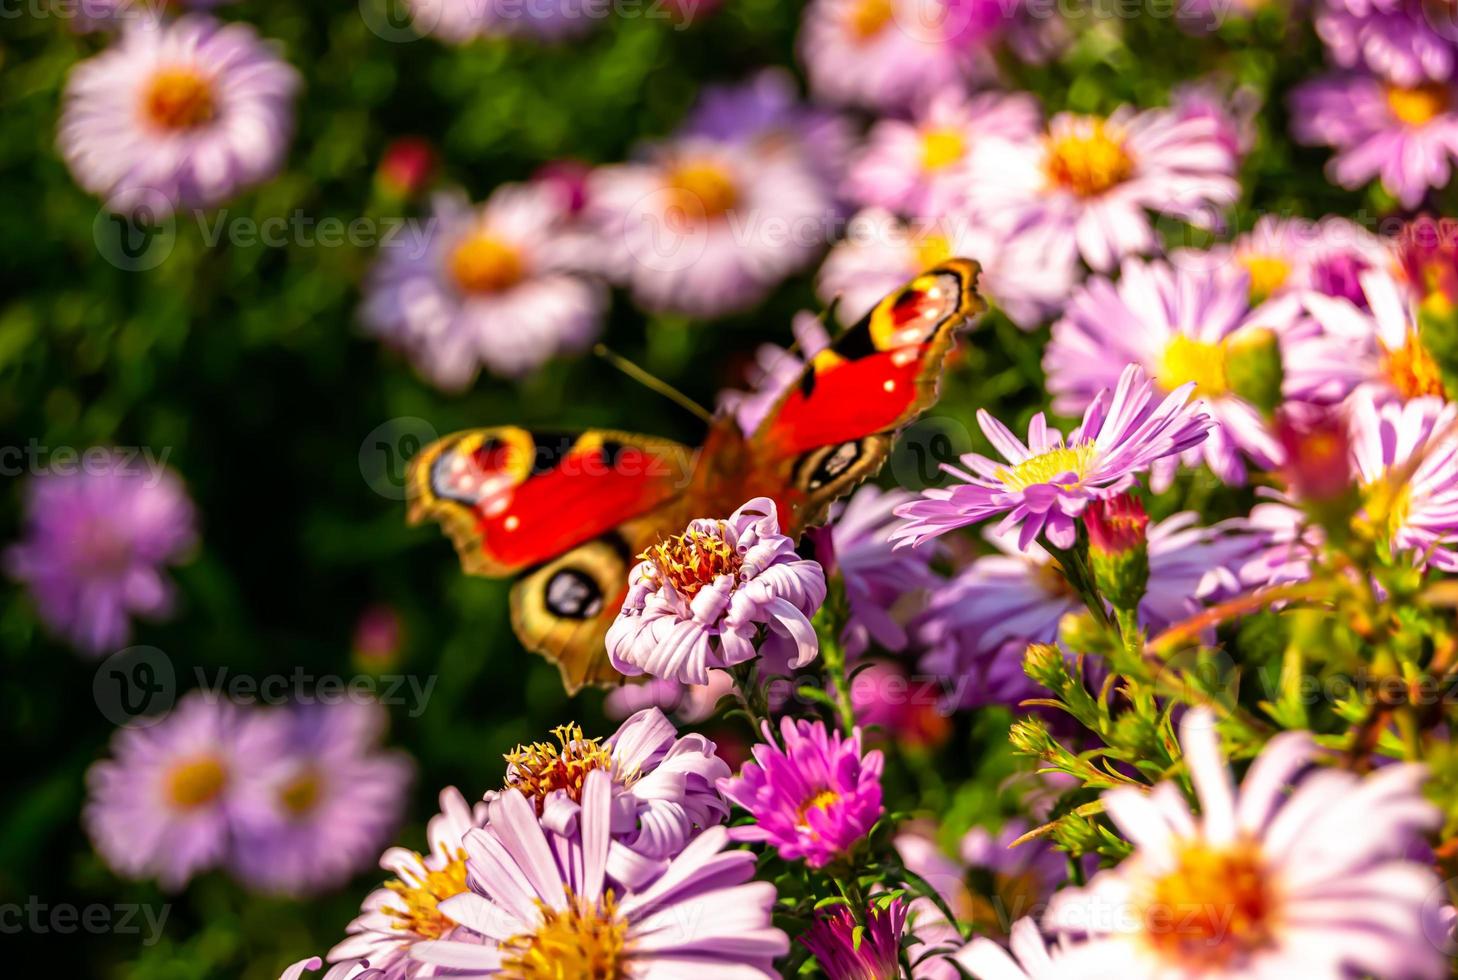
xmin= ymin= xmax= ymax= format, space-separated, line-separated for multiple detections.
xmin=797 ymin=440 xmax=864 ymax=491
xmin=544 ymin=568 xmax=604 ymax=620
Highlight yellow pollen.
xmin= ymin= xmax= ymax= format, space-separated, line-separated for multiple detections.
xmin=797 ymin=788 xmax=839 ymax=824
xmin=846 ymin=0 xmax=894 ymax=40
xmin=505 ymin=723 xmax=619 ymax=813
xmin=500 ymin=891 xmax=628 ymax=980
xmin=1158 ymin=335 xmax=1230 ymax=398
xmin=165 ymin=755 xmax=228 ymax=810
xmin=921 ymin=127 xmax=968 ymax=171
xmin=278 ymin=768 xmax=323 ymax=817
xmin=384 ymin=850 xmax=470 ymax=940
xmin=1143 ymin=840 xmax=1277 ymax=968
xmin=1044 ymin=121 xmax=1134 ymax=197
xmin=1238 ymin=253 xmax=1292 ymax=304
xmin=641 ymin=525 xmax=743 ymax=601
xmin=914 ymin=232 xmax=953 ymax=270
xmin=142 ymin=68 xmax=215 ymax=130
xmin=995 ymin=443 xmax=1098 ymax=491
xmin=1358 ymin=477 xmax=1413 ymax=543
xmin=1383 ymin=332 xmax=1446 ymax=400
xmin=666 ymin=161 xmax=739 ymax=221
xmin=1386 ymin=84 xmax=1449 ymax=127
xmin=448 ymin=234 xmax=525 ymax=295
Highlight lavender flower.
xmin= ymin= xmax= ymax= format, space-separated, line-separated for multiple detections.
xmin=405 ymin=0 xmax=597 ymax=43
xmin=1350 ymin=392 xmax=1458 ymax=570
xmin=6 ymin=454 xmax=197 ymax=655
xmin=892 ymin=365 xmax=1212 ymax=551
xmin=1290 ymin=71 xmax=1458 ymax=208
xmin=231 ymin=701 xmax=414 ymax=897
xmin=607 ymin=497 xmax=827 ymax=686
xmin=800 ymin=896 xmax=908 ymax=980
xmin=58 ymin=16 xmax=300 ymax=215
xmin=84 ymin=692 xmax=281 ymax=890
xmin=1043 ymin=707 xmax=1445 ymax=978
xmin=408 ymin=769 xmax=788 ymax=975
xmin=361 ymin=185 xmax=606 ymax=391
xmin=1316 ymin=0 xmax=1458 ymax=87
xmin=718 ymin=716 xmax=884 ymax=868
xmin=490 ymin=709 xmax=731 ymax=886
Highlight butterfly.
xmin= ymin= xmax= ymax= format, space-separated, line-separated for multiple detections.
xmin=406 ymin=259 xmax=985 ymax=693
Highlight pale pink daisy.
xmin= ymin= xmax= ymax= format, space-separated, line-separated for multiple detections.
xmin=1350 ymin=392 xmax=1458 ymax=570
xmin=361 ymin=185 xmax=606 ymax=391
xmin=58 ymin=15 xmax=300 ymax=216
xmin=963 ymin=106 xmax=1240 ymax=272
xmin=1043 ymin=707 xmax=1445 ymax=979
xmin=843 ymin=90 xmax=1041 ymax=219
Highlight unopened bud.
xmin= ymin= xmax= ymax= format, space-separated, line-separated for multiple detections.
xmin=1084 ymin=494 xmax=1149 ymax=612
xmin=1225 ymin=327 xmax=1284 ymax=417
xmin=376 ymin=137 xmax=436 ymax=199
xmin=1276 ymin=409 xmax=1354 ymax=503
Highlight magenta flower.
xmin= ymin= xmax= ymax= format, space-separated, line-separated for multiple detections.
xmin=84 ymin=692 xmax=282 ymax=890
xmin=800 ymin=896 xmax=908 ymax=980
xmin=1290 ymin=71 xmax=1458 ymax=208
xmin=1316 ymin=0 xmax=1458 ymax=87
xmin=607 ymin=497 xmax=827 ymax=686
xmin=1046 ymin=258 xmax=1299 ymax=487
xmin=408 ymin=770 xmax=788 ymax=976
xmin=58 ymin=16 xmax=300 ymax=216
xmin=718 ymin=716 xmax=884 ymax=868
xmin=489 ymin=708 xmax=732 ymax=886
xmin=361 ymin=185 xmax=606 ymax=391
xmin=5 ymin=454 xmax=197 ymax=655
xmin=1043 ymin=708 xmax=1445 ymax=978
xmin=892 ymin=365 xmax=1212 ymax=551
xmin=230 ymin=701 xmax=414 ymax=897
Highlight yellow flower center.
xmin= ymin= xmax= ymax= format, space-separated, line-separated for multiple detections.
xmin=1158 ymin=335 xmax=1230 ymax=398
xmin=1383 ymin=331 xmax=1446 ymax=400
xmin=1143 ymin=840 xmax=1277 ymax=968
xmin=666 ymin=161 xmax=739 ymax=221
xmin=920 ymin=127 xmax=968 ymax=171
xmin=500 ymin=892 xmax=628 ymax=980
xmin=505 ymin=723 xmax=619 ymax=812
xmin=915 ymin=231 xmax=953 ymax=270
xmin=796 ymin=788 xmax=840 ymax=829
xmin=448 ymin=234 xmax=525 ymax=295
xmin=995 ymin=443 xmax=1098 ymax=491
xmin=640 ymin=525 xmax=743 ymax=601
xmin=165 ymin=755 xmax=228 ymax=810
xmin=846 ymin=0 xmax=894 ymax=40
xmin=384 ymin=851 xmax=470 ymax=941
xmin=278 ymin=768 xmax=323 ymax=817
xmin=1044 ymin=121 xmax=1134 ymax=198
xmin=1386 ymin=84 xmax=1449 ymax=127
xmin=1238 ymin=253 xmax=1292 ymax=304
xmin=142 ymin=68 xmax=216 ymax=130
xmin=1359 ymin=477 xmax=1413 ymax=543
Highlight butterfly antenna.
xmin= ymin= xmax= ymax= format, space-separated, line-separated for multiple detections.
xmin=593 ymin=344 xmax=714 ymax=425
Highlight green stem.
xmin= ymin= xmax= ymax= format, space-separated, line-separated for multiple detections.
xmin=819 ymin=625 xmax=858 ymax=734
xmin=729 ymin=662 xmax=771 ymax=739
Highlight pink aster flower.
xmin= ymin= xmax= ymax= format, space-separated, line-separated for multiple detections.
xmin=1288 ymin=267 xmax=1447 ymax=406
xmin=489 ymin=708 xmax=731 ymax=886
xmin=1043 ymin=707 xmax=1445 ymax=979
xmin=58 ymin=15 xmax=300 ymax=216
xmin=324 ymin=787 xmax=488 ymax=979
xmin=1046 ymin=257 xmax=1300 ymax=487
xmin=607 ymin=497 xmax=827 ymax=686
xmin=798 ymin=0 xmax=1007 ymax=112
xmin=84 ymin=692 xmax=282 ymax=890
xmin=409 ymin=769 xmax=788 ymax=976
xmin=892 ymin=364 xmax=1213 ymax=551
xmin=1316 ymin=0 xmax=1458 ymax=87
xmin=361 ymin=185 xmax=606 ymax=391
xmin=719 ymin=717 xmax=884 ymax=868
xmin=801 ymin=896 xmax=908 ymax=980
xmin=5 ymin=453 xmax=197 ymax=655
xmin=963 ymin=106 xmax=1240 ymax=272
xmin=843 ymin=90 xmax=1042 ymax=219
xmin=1290 ymin=71 xmax=1458 ymax=208
xmin=1350 ymin=392 xmax=1458 ymax=570
xmin=816 ymin=207 xmax=1079 ymax=330
xmin=602 ymin=672 xmax=734 ymax=725
xmin=588 ymin=135 xmax=833 ymax=317
xmin=231 ymin=701 xmax=414 ymax=897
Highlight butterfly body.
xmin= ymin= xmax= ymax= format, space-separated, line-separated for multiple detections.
xmin=407 ymin=259 xmax=985 ymax=692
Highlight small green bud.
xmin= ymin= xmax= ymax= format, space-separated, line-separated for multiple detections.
xmin=1225 ymin=327 xmax=1284 ymax=417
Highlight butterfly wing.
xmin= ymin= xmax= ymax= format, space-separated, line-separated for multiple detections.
xmin=742 ymin=258 xmax=985 ymax=533
xmin=406 ymin=427 xmax=694 ymax=692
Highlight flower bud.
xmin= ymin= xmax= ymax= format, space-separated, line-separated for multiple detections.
xmin=376 ymin=136 xmax=436 ymax=200
xmin=1083 ymin=494 xmax=1149 ymax=612
xmin=1275 ymin=409 xmax=1354 ymax=503
xmin=1024 ymin=642 xmax=1072 ymax=693
xmin=1224 ymin=327 xmax=1284 ymax=417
